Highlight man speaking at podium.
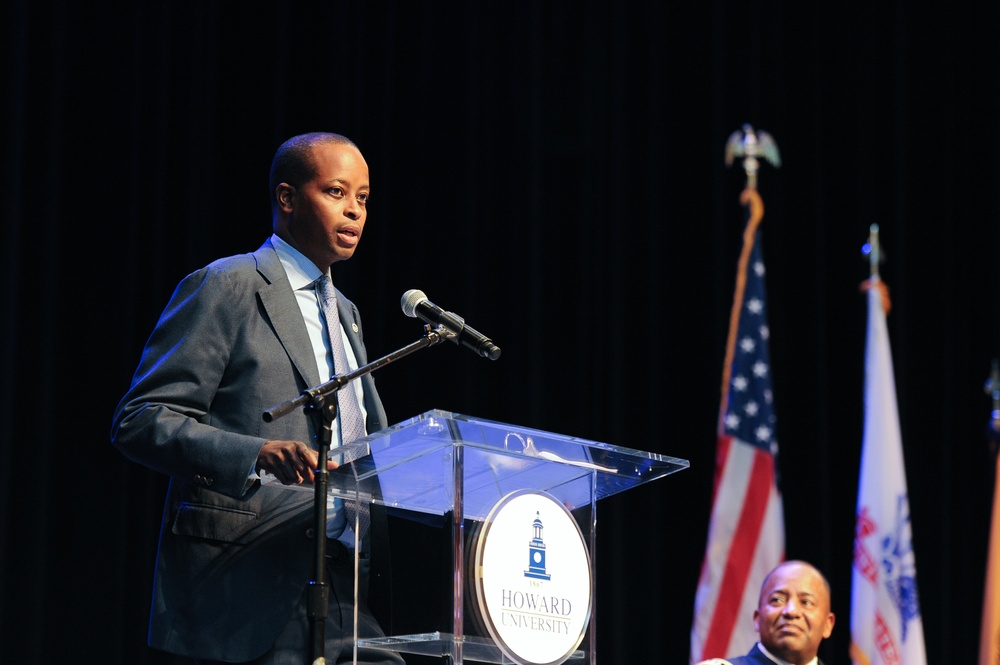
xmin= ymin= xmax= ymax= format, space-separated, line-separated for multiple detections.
xmin=112 ymin=132 xmax=404 ymax=665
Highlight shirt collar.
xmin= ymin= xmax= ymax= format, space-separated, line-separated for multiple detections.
xmin=756 ymin=642 xmax=818 ymax=665
xmin=271 ymin=233 xmax=325 ymax=289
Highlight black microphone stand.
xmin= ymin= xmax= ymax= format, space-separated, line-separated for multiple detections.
xmin=263 ymin=325 xmax=452 ymax=665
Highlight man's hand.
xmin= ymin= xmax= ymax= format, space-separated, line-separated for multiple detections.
xmin=256 ymin=440 xmax=339 ymax=485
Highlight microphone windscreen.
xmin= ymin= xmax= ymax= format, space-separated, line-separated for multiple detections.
xmin=400 ymin=289 xmax=428 ymax=318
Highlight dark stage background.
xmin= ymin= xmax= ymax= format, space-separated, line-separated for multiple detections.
xmin=3 ymin=2 xmax=999 ymax=663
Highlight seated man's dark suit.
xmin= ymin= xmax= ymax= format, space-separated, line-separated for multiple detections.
xmin=726 ymin=642 xmax=825 ymax=665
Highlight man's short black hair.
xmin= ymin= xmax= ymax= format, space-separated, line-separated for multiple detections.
xmin=268 ymin=132 xmax=357 ymax=214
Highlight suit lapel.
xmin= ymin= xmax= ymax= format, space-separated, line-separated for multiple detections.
xmin=337 ymin=297 xmax=366 ymax=365
xmin=336 ymin=292 xmax=387 ymax=432
xmin=253 ymin=240 xmax=386 ymax=432
xmin=253 ymin=241 xmax=321 ymax=389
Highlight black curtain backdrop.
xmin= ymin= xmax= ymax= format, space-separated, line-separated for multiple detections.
xmin=3 ymin=2 xmax=999 ymax=663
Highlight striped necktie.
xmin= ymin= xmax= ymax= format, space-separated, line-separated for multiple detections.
xmin=315 ymin=275 xmax=367 ymax=445
xmin=315 ymin=274 xmax=369 ymax=541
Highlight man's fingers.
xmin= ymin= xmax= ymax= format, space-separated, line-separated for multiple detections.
xmin=257 ymin=440 xmax=337 ymax=485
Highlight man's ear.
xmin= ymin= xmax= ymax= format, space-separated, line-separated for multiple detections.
xmin=822 ymin=611 xmax=835 ymax=639
xmin=276 ymin=184 xmax=295 ymax=213
xmin=752 ymin=609 xmax=761 ymax=633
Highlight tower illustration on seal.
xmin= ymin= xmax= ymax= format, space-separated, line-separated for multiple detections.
xmin=524 ymin=510 xmax=551 ymax=580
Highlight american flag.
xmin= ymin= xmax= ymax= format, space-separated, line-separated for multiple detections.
xmin=690 ymin=190 xmax=786 ymax=663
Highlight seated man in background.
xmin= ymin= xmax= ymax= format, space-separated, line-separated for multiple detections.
xmin=697 ymin=559 xmax=836 ymax=665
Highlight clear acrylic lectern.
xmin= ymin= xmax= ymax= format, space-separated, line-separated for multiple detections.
xmin=322 ymin=409 xmax=689 ymax=665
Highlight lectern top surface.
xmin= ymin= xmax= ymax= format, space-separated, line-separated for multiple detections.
xmin=335 ymin=409 xmax=690 ymax=519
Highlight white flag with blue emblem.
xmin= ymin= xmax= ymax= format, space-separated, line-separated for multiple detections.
xmin=850 ymin=281 xmax=927 ymax=665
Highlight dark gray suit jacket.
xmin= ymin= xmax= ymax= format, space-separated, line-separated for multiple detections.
xmin=112 ymin=239 xmax=387 ymax=662
xmin=727 ymin=642 xmax=826 ymax=665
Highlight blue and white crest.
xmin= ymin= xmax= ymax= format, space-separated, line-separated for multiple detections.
xmin=880 ymin=493 xmax=921 ymax=640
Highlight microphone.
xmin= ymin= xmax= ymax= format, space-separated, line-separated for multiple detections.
xmin=401 ymin=289 xmax=501 ymax=360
